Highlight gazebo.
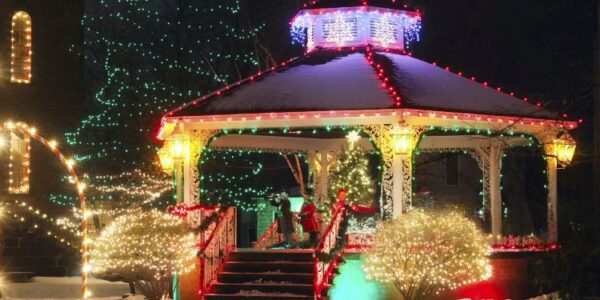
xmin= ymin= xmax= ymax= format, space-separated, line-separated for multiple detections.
xmin=157 ymin=1 xmax=577 ymax=298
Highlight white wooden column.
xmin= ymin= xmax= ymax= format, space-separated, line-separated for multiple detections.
xmin=308 ymin=150 xmax=331 ymax=206
xmin=183 ymin=158 xmax=192 ymax=204
xmin=475 ymin=144 xmax=503 ymax=237
xmin=489 ymin=145 xmax=503 ymax=238
xmin=392 ymin=153 xmax=404 ymax=218
xmin=319 ymin=151 xmax=329 ymax=204
xmin=182 ymin=129 xmax=219 ymax=205
xmin=176 ymin=160 xmax=186 ymax=204
xmin=546 ymin=148 xmax=559 ymax=243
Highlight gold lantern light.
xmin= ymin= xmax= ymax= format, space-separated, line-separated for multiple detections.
xmin=157 ymin=124 xmax=189 ymax=173
xmin=168 ymin=132 xmax=190 ymax=161
xmin=553 ymin=138 xmax=576 ymax=167
xmin=158 ymin=148 xmax=174 ymax=173
xmin=391 ymin=125 xmax=415 ymax=155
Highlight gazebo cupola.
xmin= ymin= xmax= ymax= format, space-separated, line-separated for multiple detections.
xmin=290 ymin=1 xmax=421 ymax=51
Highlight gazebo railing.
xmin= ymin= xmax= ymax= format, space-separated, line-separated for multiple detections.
xmin=198 ymin=206 xmax=237 ymax=296
xmin=254 ymin=213 xmax=300 ymax=249
xmin=313 ymin=205 xmax=345 ymax=299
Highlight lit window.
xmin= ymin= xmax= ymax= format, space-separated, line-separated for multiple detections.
xmin=11 ymin=11 xmax=32 ymax=84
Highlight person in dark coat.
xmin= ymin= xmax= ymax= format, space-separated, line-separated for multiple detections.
xmin=270 ymin=192 xmax=295 ymax=248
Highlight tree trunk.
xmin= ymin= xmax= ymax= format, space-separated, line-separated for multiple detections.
xmin=595 ymin=0 xmax=600 ymax=216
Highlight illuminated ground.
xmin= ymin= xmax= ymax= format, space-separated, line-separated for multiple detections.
xmin=329 ymin=254 xmax=387 ymax=300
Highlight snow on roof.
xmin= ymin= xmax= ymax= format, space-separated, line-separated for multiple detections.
xmin=379 ymin=52 xmax=556 ymax=119
xmin=177 ymin=52 xmax=392 ymax=116
xmin=171 ymin=49 xmax=557 ymax=120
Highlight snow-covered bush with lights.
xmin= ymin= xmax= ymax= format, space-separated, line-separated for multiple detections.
xmin=90 ymin=210 xmax=196 ymax=300
xmin=363 ymin=209 xmax=491 ymax=300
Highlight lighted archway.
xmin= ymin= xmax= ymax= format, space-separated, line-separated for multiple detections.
xmin=1 ymin=121 xmax=90 ymax=299
xmin=11 ymin=11 xmax=33 ymax=83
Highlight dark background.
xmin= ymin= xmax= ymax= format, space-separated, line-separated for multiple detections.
xmin=0 ymin=0 xmax=597 ymax=291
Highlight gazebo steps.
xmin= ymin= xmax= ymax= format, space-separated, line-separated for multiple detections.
xmin=223 ymin=261 xmax=313 ymax=273
xmin=206 ymin=248 xmax=333 ymax=300
xmin=204 ymin=294 xmax=314 ymax=300
xmin=228 ymin=249 xmax=314 ymax=262
xmin=218 ymin=272 xmax=314 ymax=284
xmin=212 ymin=282 xmax=314 ymax=295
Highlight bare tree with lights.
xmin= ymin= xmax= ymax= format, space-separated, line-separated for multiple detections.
xmin=363 ymin=209 xmax=491 ymax=300
xmin=90 ymin=210 xmax=196 ymax=300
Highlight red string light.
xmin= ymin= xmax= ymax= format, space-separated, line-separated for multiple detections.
xmin=160 ymin=46 xmax=580 ymax=141
xmin=2 ymin=121 xmax=90 ymax=298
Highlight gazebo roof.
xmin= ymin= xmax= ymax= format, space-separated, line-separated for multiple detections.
xmin=169 ymin=49 xmax=556 ymax=120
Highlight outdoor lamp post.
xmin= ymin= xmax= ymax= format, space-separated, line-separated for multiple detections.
xmin=158 ymin=125 xmax=190 ymax=203
xmin=168 ymin=132 xmax=190 ymax=161
xmin=158 ymin=125 xmax=190 ymax=173
xmin=391 ymin=124 xmax=415 ymax=155
xmin=553 ymin=138 xmax=576 ymax=168
xmin=158 ymin=148 xmax=174 ymax=173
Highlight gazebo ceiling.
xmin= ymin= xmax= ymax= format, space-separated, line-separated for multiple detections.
xmin=170 ymin=49 xmax=556 ymax=120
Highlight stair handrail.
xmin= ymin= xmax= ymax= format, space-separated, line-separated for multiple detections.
xmin=198 ymin=206 xmax=237 ymax=296
xmin=254 ymin=213 xmax=301 ymax=249
xmin=254 ymin=217 xmax=281 ymax=249
xmin=313 ymin=205 xmax=346 ymax=299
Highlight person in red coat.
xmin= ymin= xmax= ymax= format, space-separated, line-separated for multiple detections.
xmin=300 ymin=191 xmax=320 ymax=248
xmin=334 ymin=188 xmax=347 ymax=211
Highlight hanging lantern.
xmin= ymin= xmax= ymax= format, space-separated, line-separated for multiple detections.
xmin=158 ymin=124 xmax=189 ymax=173
xmin=391 ymin=125 xmax=414 ymax=155
xmin=168 ymin=132 xmax=190 ymax=160
xmin=553 ymin=138 xmax=576 ymax=167
xmin=158 ymin=148 xmax=174 ymax=173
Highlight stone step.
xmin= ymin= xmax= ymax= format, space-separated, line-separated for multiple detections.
xmin=213 ymin=282 xmax=314 ymax=295
xmin=218 ymin=272 xmax=314 ymax=284
xmin=223 ymin=261 xmax=313 ymax=273
xmin=204 ymin=293 xmax=314 ymax=300
xmin=228 ymin=250 xmax=314 ymax=262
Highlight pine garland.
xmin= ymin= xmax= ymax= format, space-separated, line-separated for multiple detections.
xmin=195 ymin=211 xmax=222 ymax=233
xmin=315 ymin=208 xmax=350 ymax=263
xmin=315 ymin=205 xmax=379 ymax=263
